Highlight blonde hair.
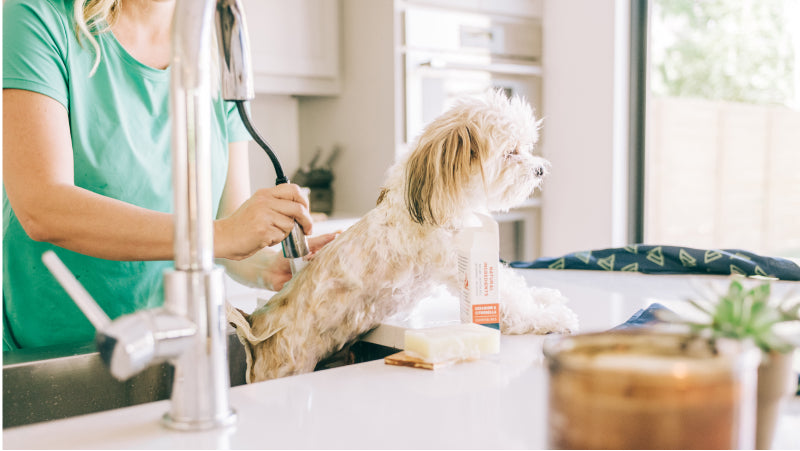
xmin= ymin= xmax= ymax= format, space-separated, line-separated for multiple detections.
xmin=73 ymin=0 xmax=119 ymax=75
xmin=72 ymin=0 xmax=221 ymax=95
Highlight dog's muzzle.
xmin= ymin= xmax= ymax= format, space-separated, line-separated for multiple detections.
xmin=533 ymin=166 xmax=545 ymax=178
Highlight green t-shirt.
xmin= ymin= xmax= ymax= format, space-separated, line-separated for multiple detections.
xmin=2 ymin=0 xmax=251 ymax=350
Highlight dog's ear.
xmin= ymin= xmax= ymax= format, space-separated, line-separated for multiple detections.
xmin=405 ymin=121 xmax=488 ymax=225
xmin=226 ymin=303 xmax=251 ymax=330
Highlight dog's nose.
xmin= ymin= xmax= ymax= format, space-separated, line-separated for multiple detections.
xmin=533 ymin=166 xmax=545 ymax=178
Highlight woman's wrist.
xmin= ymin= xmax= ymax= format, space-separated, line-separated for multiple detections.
xmin=213 ymin=218 xmax=234 ymax=260
xmin=217 ymin=244 xmax=285 ymax=291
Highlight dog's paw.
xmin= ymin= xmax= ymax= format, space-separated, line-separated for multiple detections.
xmin=499 ymin=271 xmax=579 ymax=335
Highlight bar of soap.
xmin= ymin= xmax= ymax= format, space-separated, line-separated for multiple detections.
xmin=404 ymin=323 xmax=500 ymax=363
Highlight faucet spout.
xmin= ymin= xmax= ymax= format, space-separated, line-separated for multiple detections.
xmin=171 ymin=0 xmax=216 ymax=272
xmin=161 ymin=0 xmax=236 ymax=430
xmin=45 ymin=0 xmax=239 ymax=431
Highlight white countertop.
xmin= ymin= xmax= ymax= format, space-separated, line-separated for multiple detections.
xmin=4 ymin=269 xmax=800 ymax=449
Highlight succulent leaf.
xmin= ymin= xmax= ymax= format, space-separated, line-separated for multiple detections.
xmin=678 ymin=279 xmax=799 ymax=353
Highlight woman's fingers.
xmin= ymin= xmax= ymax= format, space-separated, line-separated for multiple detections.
xmin=270 ymin=183 xmax=310 ymax=207
xmin=308 ymin=232 xmax=339 ymax=253
xmin=299 ymin=232 xmax=339 ymax=261
xmin=215 ymin=183 xmax=314 ymax=260
xmin=253 ymin=185 xmax=313 ymax=236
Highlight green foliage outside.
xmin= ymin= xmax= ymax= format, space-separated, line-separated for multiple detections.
xmin=650 ymin=0 xmax=799 ymax=106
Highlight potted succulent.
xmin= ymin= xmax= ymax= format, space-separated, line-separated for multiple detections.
xmin=673 ymin=279 xmax=799 ymax=449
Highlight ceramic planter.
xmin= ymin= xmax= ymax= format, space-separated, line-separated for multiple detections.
xmin=756 ymin=350 xmax=797 ymax=449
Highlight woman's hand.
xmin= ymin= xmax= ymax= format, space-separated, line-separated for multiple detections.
xmin=214 ymin=183 xmax=314 ymax=261
xmin=215 ymin=142 xmax=339 ymax=291
xmin=260 ymin=232 xmax=339 ymax=291
xmin=222 ymin=232 xmax=339 ymax=292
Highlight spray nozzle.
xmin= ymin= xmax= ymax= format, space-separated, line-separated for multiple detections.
xmin=215 ymin=5 xmax=309 ymax=275
xmin=233 ymin=101 xmax=310 ymax=274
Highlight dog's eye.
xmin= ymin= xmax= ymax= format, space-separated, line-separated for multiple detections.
xmin=506 ymin=147 xmax=519 ymax=157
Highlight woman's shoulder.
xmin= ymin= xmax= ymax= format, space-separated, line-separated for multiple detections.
xmin=4 ymin=0 xmax=72 ymax=32
xmin=3 ymin=0 xmax=74 ymax=105
xmin=4 ymin=0 xmax=72 ymax=13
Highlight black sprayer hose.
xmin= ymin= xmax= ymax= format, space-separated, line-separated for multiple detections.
xmin=235 ymin=100 xmax=288 ymax=185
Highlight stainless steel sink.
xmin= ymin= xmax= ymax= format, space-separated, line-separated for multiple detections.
xmin=2 ymin=332 xmax=247 ymax=429
xmin=3 ymin=332 xmax=396 ymax=429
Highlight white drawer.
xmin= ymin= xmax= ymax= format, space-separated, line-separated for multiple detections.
xmin=404 ymin=7 xmax=541 ymax=61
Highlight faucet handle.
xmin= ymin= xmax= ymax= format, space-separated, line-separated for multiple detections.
xmin=42 ymin=250 xmax=196 ymax=380
xmin=96 ymin=310 xmax=196 ymax=380
xmin=42 ymin=250 xmax=111 ymax=330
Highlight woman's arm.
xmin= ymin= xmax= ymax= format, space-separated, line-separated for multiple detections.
xmin=216 ymin=141 xmax=337 ymax=291
xmin=3 ymin=89 xmax=175 ymax=261
xmin=3 ymin=89 xmax=315 ymax=263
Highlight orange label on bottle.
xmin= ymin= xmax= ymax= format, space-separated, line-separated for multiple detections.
xmin=472 ymin=303 xmax=499 ymax=324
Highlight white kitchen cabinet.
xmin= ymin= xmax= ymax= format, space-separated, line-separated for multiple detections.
xmin=243 ymin=0 xmax=340 ymax=95
xmin=401 ymin=0 xmax=542 ymax=18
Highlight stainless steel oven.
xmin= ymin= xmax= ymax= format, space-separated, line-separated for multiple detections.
xmin=402 ymin=5 xmax=543 ymax=145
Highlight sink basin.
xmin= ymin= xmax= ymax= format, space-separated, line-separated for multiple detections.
xmin=3 ymin=331 xmax=397 ymax=429
xmin=2 ymin=332 xmax=247 ymax=429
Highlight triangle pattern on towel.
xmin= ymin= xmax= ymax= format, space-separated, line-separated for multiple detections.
xmin=575 ymin=250 xmax=592 ymax=264
xmin=705 ymin=250 xmax=723 ymax=264
xmin=646 ymin=246 xmax=665 ymax=266
xmin=598 ymin=254 xmax=616 ymax=271
xmin=679 ymin=248 xmax=697 ymax=267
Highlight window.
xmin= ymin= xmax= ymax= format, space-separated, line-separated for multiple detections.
xmin=644 ymin=0 xmax=800 ymax=258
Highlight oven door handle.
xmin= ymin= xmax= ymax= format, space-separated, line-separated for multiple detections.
xmin=417 ymin=59 xmax=542 ymax=77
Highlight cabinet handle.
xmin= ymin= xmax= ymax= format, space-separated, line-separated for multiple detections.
xmin=461 ymin=29 xmax=494 ymax=40
xmin=417 ymin=59 xmax=542 ymax=77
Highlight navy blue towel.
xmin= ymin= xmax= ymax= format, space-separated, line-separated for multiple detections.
xmin=511 ymin=245 xmax=800 ymax=281
xmin=611 ymin=303 xmax=671 ymax=330
xmin=610 ymin=302 xmax=800 ymax=395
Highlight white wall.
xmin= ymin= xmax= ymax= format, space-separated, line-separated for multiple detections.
xmin=539 ymin=0 xmax=630 ymax=257
xmin=297 ymin=0 xmax=399 ymax=216
xmin=246 ymin=95 xmax=302 ymax=192
xmin=247 ymin=0 xmax=398 ymax=217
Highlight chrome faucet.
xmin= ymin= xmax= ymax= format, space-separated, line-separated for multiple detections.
xmin=42 ymin=0 xmax=258 ymax=431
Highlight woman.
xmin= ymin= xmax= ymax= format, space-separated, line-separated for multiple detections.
xmin=2 ymin=0 xmax=334 ymax=350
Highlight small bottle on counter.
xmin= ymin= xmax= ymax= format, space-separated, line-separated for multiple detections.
xmin=457 ymin=212 xmax=500 ymax=330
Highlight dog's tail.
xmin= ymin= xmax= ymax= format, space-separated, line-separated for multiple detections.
xmin=225 ymin=301 xmax=284 ymax=383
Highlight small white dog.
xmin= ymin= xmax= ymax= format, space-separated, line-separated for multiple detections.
xmin=227 ymin=91 xmax=578 ymax=383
